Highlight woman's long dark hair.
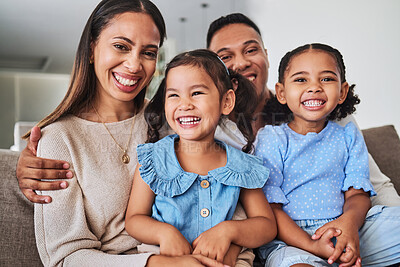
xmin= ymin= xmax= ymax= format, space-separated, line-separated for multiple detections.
xmin=263 ymin=43 xmax=360 ymax=124
xmin=145 ymin=49 xmax=258 ymax=153
xmin=23 ymin=0 xmax=166 ymax=138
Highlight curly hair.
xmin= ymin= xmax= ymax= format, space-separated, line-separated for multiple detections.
xmin=263 ymin=43 xmax=360 ymax=124
xmin=145 ymin=49 xmax=258 ymax=153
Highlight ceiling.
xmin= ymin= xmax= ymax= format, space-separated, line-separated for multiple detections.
xmin=0 ymin=0 xmax=247 ymax=74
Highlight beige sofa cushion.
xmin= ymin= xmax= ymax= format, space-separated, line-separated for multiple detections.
xmin=362 ymin=125 xmax=400 ymax=193
xmin=0 ymin=149 xmax=42 ymax=266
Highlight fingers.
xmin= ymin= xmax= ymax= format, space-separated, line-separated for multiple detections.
xmin=28 ymin=126 xmax=42 ymax=155
xmin=328 ymin=240 xmax=346 ymax=265
xmin=338 ymin=247 xmax=359 ymax=267
xmin=20 ymin=155 xmax=71 ymax=171
xmin=354 ymin=257 xmax=362 ymax=267
xmin=312 ymin=226 xmax=341 ymax=240
xmin=23 ymin=189 xmax=53 ymax=204
xmin=18 ymin=167 xmax=73 ymax=181
xmin=20 ymin=179 xmax=69 ymax=203
xmin=192 ymin=236 xmax=200 ymax=249
xmin=191 ymin=254 xmax=228 ymax=267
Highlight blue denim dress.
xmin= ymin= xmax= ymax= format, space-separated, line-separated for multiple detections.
xmin=136 ymin=134 xmax=269 ymax=244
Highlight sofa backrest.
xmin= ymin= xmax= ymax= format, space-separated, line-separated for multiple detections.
xmin=0 ymin=149 xmax=42 ymax=266
xmin=362 ymin=125 xmax=400 ymax=193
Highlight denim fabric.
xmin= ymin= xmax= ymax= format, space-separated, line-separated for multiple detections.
xmin=258 ymin=205 xmax=400 ymax=267
xmin=136 ymin=134 xmax=269 ymax=244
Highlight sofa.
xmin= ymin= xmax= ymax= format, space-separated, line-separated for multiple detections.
xmin=1 ymin=125 xmax=400 ymax=266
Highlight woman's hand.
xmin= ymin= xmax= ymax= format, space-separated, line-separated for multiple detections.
xmin=159 ymin=226 xmax=193 ymax=256
xmin=192 ymin=222 xmax=232 ymax=262
xmin=16 ymin=126 xmax=73 ymax=203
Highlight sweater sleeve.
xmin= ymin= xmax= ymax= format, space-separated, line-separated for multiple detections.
xmin=35 ymin=123 xmax=153 ymax=267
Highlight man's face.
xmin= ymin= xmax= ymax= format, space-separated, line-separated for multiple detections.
xmin=208 ymin=23 xmax=269 ymax=98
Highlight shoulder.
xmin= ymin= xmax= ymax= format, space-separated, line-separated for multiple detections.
xmin=255 ymin=124 xmax=288 ymax=149
xmin=210 ymin=142 xmax=269 ymax=189
xmin=331 ymin=121 xmax=359 ymax=138
xmin=137 ymin=134 xmax=174 ymax=156
xmin=40 ymin=116 xmax=78 ymax=144
xmin=38 ymin=116 xmax=79 ymax=159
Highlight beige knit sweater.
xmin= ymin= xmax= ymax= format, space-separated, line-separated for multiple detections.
xmin=35 ymin=109 xmax=152 ymax=266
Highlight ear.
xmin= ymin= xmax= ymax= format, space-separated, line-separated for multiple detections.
xmin=275 ymin=83 xmax=287 ymax=104
xmin=338 ymin=82 xmax=349 ymax=104
xmin=264 ymin=48 xmax=270 ymax=69
xmin=221 ymin=89 xmax=235 ymax=115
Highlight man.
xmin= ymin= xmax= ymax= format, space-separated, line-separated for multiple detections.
xmin=17 ymin=13 xmax=399 ymax=206
xmin=207 ymin=13 xmax=400 ymax=207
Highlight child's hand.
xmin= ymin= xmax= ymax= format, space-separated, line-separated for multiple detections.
xmin=312 ymin=218 xmax=360 ymax=266
xmin=159 ymin=225 xmax=193 ymax=256
xmin=222 ymin=244 xmax=241 ymax=267
xmin=309 ymin=227 xmax=339 ymax=259
xmin=192 ymin=222 xmax=232 ymax=262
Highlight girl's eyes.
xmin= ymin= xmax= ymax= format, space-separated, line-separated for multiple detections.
xmin=192 ymin=91 xmax=204 ymax=96
xmin=166 ymin=93 xmax=179 ymax=98
xmin=293 ymin=77 xmax=336 ymax=82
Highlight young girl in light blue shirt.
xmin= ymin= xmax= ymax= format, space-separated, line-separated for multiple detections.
xmin=125 ymin=49 xmax=277 ymax=266
xmin=256 ymin=43 xmax=400 ymax=267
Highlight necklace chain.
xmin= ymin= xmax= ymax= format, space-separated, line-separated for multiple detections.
xmin=92 ymin=104 xmax=135 ymax=164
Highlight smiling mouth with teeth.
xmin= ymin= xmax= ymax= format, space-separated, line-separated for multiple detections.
xmin=247 ymin=76 xmax=255 ymax=82
xmin=114 ymin=73 xmax=138 ymax=86
xmin=302 ymin=100 xmax=325 ymax=107
xmin=178 ymin=116 xmax=201 ymax=125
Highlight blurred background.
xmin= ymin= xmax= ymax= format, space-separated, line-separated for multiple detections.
xmin=0 ymin=0 xmax=399 ymax=149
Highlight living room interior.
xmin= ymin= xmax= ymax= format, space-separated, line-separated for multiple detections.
xmin=0 ymin=1 xmax=400 ymax=266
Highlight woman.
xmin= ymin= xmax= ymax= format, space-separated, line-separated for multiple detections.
xmin=27 ymin=0 xmax=224 ymax=266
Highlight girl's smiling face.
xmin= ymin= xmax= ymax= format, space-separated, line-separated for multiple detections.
xmin=165 ymin=65 xmax=234 ymax=143
xmin=276 ymin=50 xmax=349 ymax=134
xmin=92 ymin=12 xmax=160 ymax=108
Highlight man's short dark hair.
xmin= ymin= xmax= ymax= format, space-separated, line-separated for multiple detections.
xmin=206 ymin=13 xmax=261 ymax=48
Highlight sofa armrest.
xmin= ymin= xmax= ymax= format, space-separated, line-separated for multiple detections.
xmin=362 ymin=125 xmax=400 ymax=193
xmin=0 ymin=149 xmax=42 ymax=266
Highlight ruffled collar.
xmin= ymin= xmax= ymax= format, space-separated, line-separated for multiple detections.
xmin=136 ymin=134 xmax=269 ymax=197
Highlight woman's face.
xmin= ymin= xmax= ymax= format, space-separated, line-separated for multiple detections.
xmin=92 ymin=12 xmax=160 ymax=108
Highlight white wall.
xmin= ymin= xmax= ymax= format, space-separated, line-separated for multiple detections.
xmin=0 ymin=72 xmax=69 ymax=149
xmin=247 ymin=0 xmax=400 ymax=132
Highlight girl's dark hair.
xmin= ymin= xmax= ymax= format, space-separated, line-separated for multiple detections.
xmin=263 ymin=43 xmax=360 ymax=124
xmin=23 ymin=0 xmax=166 ymax=139
xmin=207 ymin=13 xmax=261 ymax=48
xmin=145 ymin=49 xmax=258 ymax=153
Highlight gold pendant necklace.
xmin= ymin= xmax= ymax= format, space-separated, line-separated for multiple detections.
xmin=92 ymin=104 xmax=135 ymax=164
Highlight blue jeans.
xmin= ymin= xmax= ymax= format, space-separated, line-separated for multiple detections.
xmin=258 ymin=205 xmax=400 ymax=267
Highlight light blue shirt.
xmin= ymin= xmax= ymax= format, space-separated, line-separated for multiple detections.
xmin=137 ymin=134 xmax=269 ymax=244
xmin=255 ymin=121 xmax=376 ymax=220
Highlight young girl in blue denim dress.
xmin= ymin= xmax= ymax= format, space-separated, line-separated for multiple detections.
xmin=256 ymin=43 xmax=400 ymax=267
xmin=125 ymin=49 xmax=277 ymax=266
